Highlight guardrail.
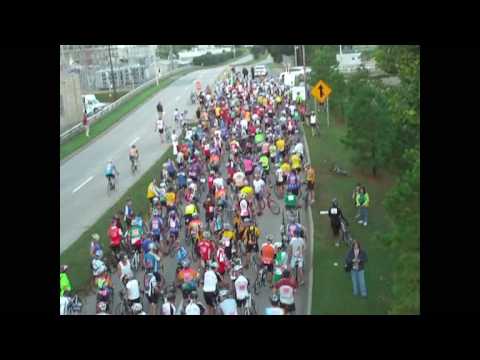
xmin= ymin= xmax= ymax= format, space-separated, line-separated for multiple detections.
xmin=60 ymin=66 xmax=192 ymax=144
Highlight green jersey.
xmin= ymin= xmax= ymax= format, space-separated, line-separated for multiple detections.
xmin=129 ymin=225 xmax=143 ymax=242
xmin=255 ymin=132 xmax=266 ymax=145
xmin=259 ymin=155 xmax=269 ymax=170
xmin=60 ymin=273 xmax=72 ymax=297
xmin=285 ymin=193 xmax=297 ymax=208
xmin=269 ymin=144 xmax=277 ymax=157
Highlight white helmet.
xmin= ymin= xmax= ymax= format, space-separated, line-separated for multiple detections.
xmin=274 ymin=242 xmax=283 ymax=249
xmin=131 ymin=303 xmax=143 ymax=313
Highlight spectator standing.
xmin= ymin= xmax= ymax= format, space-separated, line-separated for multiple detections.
xmin=82 ymin=110 xmax=90 ymax=137
xmin=344 ymin=240 xmax=368 ymax=298
xmin=356 ymin=186 xmax=370 ymax=226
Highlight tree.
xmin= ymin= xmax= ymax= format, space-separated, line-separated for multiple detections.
xmin=384 ymin=147 xmax=420 ymax=314
xmin=263 ymin=45 xmax=295 ymax=63
xmin=341 ymin=79 xmax=394 ymax=176
xmin=251 ymin=45 xmax=266 ymax=59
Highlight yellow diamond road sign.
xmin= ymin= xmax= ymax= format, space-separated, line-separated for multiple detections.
xmin=311 ymin=80 xmax=332 ymax=103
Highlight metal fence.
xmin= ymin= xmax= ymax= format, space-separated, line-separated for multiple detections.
xmin=60 ymin=65 xmax=192 ymax=144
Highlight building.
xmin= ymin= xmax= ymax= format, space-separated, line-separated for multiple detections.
xmin=60 ymin=70 xmax=84 ymax=133
xmin=335 ymin=45 xmax=376 ymax=74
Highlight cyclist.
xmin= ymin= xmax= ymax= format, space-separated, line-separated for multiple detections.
xmin=108 ymin=218 xmax=123 ymax=264
xmin=259 ymin=235 xmax=275 ymax=285
xmin=165 ymin=187 xmax=177 ymax=213
xmin=132 ymin=302 xmax=147 ymax=315
xmin=287 ymin=169 xmax=301 ymax=196
xmin=96 ymin=301 xmax=110 ymax=315
xmin=290 ymin=152 xmax=302 ymax=174
xmin=328 ymin=198 xmax=348 ymax=246
xmin=177 ymin=259 xmax=200 ymax=299
xmin=157 ymin=101 xmax=164 ymax=119
xmin=202 ymin=261 xmax=219 ymax=315
xmin=91 ymin=249 xmax=107 ymax=278
xmin=156 ymin=116 xmax=165 ymax=142
xmin=284 ymin=191 xmax=298 ymax=211
xmin=185 ymin=291 xmax=205 ymax=315
xmin=197 ymin=233 xmax=216 ymax=270
xmin=150 ymin=211 xmax=163 ymax=244
xmin=273 ymin=242 xmax=288 ymax=285
xmin=258 ymin=153 xmax=270 ymax=184
xmin=89 ymin=233 xmax=102 ymax=258
xmin=129 ymin=144 xmax=139 ymax=170
xmin=252 ymin=173 xmax=266 ymax=215
xmin=123 ymin=199 xmax=134 ymax=229
xmin=264 ymin=294 xmax=285 ymax=315
xmin=242 ymin=220 xmax=260 ymax=269
xmin=184 ymin=201 xmax=198 ymax=227
xmin=144 ymin=242 xmax=162 ymax=275
xmin=203 ymin=196 xmax=215 ymax=225
xmin=305 ymin=164 xmax=316 ymax=205
xmin=273 ymin=269 xmax=298 ymax=315
xmin=234 ymin=266 xmax=250 ymax=311
xmin=162 ymin=292 xmax=178 ymax=315
xmin=117 ymin=252 xmax=133 ymax=281
xmin=60 ymin=265 xmax=72 ymax=297
xmin=220 ymin=223 xmax=235 ymax=261
xmin=147 ymin=179 xmax=160 ymax=205
xmin=121 ymin=273 xmax=141 ymax=309
xmin=127 ymin=216 xmax=143 ymax=254
xmin=105 ymin=160 xmax=119 ymax=190
xmin=217 ymin=289 xmax=238 ymax=315
xmin=167 ymin=210 xmax=181 ymax=252
xmin=289 ymin=229 xmax=306 ymax=286
xmin=144 ymin=266 xmax=165 ymax=315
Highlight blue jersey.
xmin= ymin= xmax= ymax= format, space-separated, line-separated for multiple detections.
xmin=175 ymin=247 xmax=188 ymax=263
xmin=142 ymin=239 xmax=153 ymax=254
xmin=177 ymin=172 xmax=187 ymax=187
xmin=105 ymin=164 xmax=115 ymax=176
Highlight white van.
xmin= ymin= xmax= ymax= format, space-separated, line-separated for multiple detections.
xmin=254 ymin=65 xmax=267 ymax=77
xmin=82 ymin=94 xmax=107 ymax=117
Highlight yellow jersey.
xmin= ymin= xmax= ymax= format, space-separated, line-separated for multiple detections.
xmin=165 ymin=192 xmax=176 ymax=206
xmin=291 ymin=154 xmax=302 ymax=170
xmin=147 ymin=182 xmax=156 ymax=199
xmin=222 ymin=230 xmax=235 ymax=241
xmin=185 ymin=203 xmax=197 ymax=216
xmin=276 ymin=139 xmax=285 ymax=152
xmin=280 ymin=162 xmax=291 ymax=174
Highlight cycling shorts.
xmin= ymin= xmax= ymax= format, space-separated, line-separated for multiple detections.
xmin=290 ymin=256 xmax=304 ymax=269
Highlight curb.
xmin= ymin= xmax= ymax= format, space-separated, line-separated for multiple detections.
xmin=301 ymin=124 xmax=315 ymax=315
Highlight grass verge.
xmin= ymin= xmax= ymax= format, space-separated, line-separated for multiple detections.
xmin=305 ymin=106 xmax=396 ymax=314
xmin=60 ymin=67 xmax=197 ymax=161
xmin=94 ymin=90 xmax=129 ymax=103
xmin=60 ymin=146 xmax=173 ymax=296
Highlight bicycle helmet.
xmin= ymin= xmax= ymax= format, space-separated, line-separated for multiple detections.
xmin=181 ymin=259 xmax=190 ymax=268
xmin=60 ymin=265 xmax=68 ymax=273
xmin=234 ymin=265 xmax=243 ymax=272
xmin=223 ymin=223 xmax=232 ymax=230
xmin=274 ymin=242 xmax=283 ymax=249
xmin=148 ymin=242 xmax=156 ymax=251
xmin=91 ymin=233 xmax=100 ymax=241
xmin=332 ymin=198 xmax=338 ymax=207
xmin=97 ymin=301 xmax=108 ymax=313
xmin=209 ymin=261 xmax=218 ymax=269
xmin=282 ymin=269 xmax=291 ymax=279
xmin=270 ymin=294 xmax=280 ymax=305
xmin=189 ymin=291 xmax=198 ymax=300
xmin=94 ymin=249 xmax=103 ymax=259
xmin=266 ymin=234 xmax=274 ymax=242
xmin=131 ymin=302 xmax=143 ymax=313
xmin=219 ymin=289 xmax=229 ymax=300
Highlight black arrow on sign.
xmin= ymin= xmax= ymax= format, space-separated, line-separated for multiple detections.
xmin=318 ymin=84 xmax=324 ymax=98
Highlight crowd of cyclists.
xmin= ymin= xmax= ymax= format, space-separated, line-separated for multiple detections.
xmin=60 ymin=65 xmax=318 ymax=315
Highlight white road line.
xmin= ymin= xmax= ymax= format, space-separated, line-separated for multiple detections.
xmin=72 ymin=176 xmax=94 ymax=194
xmin=129 ymin=136 xmax=140 ymax=147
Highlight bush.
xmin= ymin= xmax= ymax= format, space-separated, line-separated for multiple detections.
xmin=192 ymin=51 xmax=234 ymax=66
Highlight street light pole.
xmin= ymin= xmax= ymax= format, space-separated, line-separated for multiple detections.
xmin=108 ymin=45 xmax=117 ymax=99
xmin=302 ymin=44 xmax=308 ymax=112
xmin=294 ymin=45 xmax=298 ymax=67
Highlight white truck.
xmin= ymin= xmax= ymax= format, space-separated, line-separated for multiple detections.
xmin=254 ymin=65 xmax=267 ymax=77
xmin=82 ymin=94 xmax=107 ymax=117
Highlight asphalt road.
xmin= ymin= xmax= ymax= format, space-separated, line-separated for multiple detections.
xmin=73 ymin=57 xmax=311 ymax=315
xmin=60 ymin=55 xmax=259 ymax=254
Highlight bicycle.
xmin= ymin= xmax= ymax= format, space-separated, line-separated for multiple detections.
xmin=106 ymin=174 xmax=119 ymax=196
xmin=330 ymin=164 xmax=349 ymax=176
xmin=253 ymin=263 xmax=268 ymax=295
xmin=130 ymin=157 xmax=140 ymax=175
xmin=262 ymin=190 xmax=280 ymax=215
xmin=244 ymin=292 xmax=257 ymax=315
xmin=339 ymin=218 xmax=353 ymax=247
xmin=115 ymin=290 xmax=133 ymax=315
xmin=65 ymin=294 xmax=83 ymax=315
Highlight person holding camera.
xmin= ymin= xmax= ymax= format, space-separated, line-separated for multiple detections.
xmin=344 ymin=240 xmax=368 ymax=298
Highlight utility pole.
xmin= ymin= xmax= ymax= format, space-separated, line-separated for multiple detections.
xmin=108 ymin=45 xmax=117 ymax=99
xmin=302 ymin=45 xmax=308 ymax=112
xmin=294 ymin=45 xmax=298 ymax=67
xmin=153 ymin=45 xmax=159 ymax=86
xmin=169 ymin=45 xmax=174 ymax=72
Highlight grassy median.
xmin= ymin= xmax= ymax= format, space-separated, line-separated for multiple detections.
xmin=305 ymin=109 xmax=396 ymax=315
xmin=60 ymin=67 xmax=197 ymax=161
xmin=60 ymin=146 xmax=174 ymax=296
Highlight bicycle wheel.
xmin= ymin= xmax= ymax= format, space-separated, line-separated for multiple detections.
xmin=250 ymin=298 xmax=257 ymax=315
xmin=114 ymin=302 xmax=124 ymax=315
xmin=106 ymin=178 xmax=112 ymax=196
xmin=268 ymin=198 xmax=281 ymax=215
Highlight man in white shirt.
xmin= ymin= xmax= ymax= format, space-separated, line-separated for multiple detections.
xmin=218 ymin=290 xmax=238 ymax=315
xmin=123 ymin=274 xmax=141 ymax=308
xmin=203 ymin=262 xmax=218 ymax=315
xmin=162 ymin=292 xmax=178 ymax=315
xmin=185 ymin=291 xmax=202 ymax=315
xmin=213 ymin=175 xmax=224 ymax=191
xmin=289 ymin=235 xmax=305 ymax=286
xmin=234 ymin=266 xmax=249 ymax=310
xmin=171 ymin=130 xmax=178 ymax=156
xmin=252 ymin=173 xmax=266 ymax=213
xmin=293 ymin=141 xmax=304 ymax=161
